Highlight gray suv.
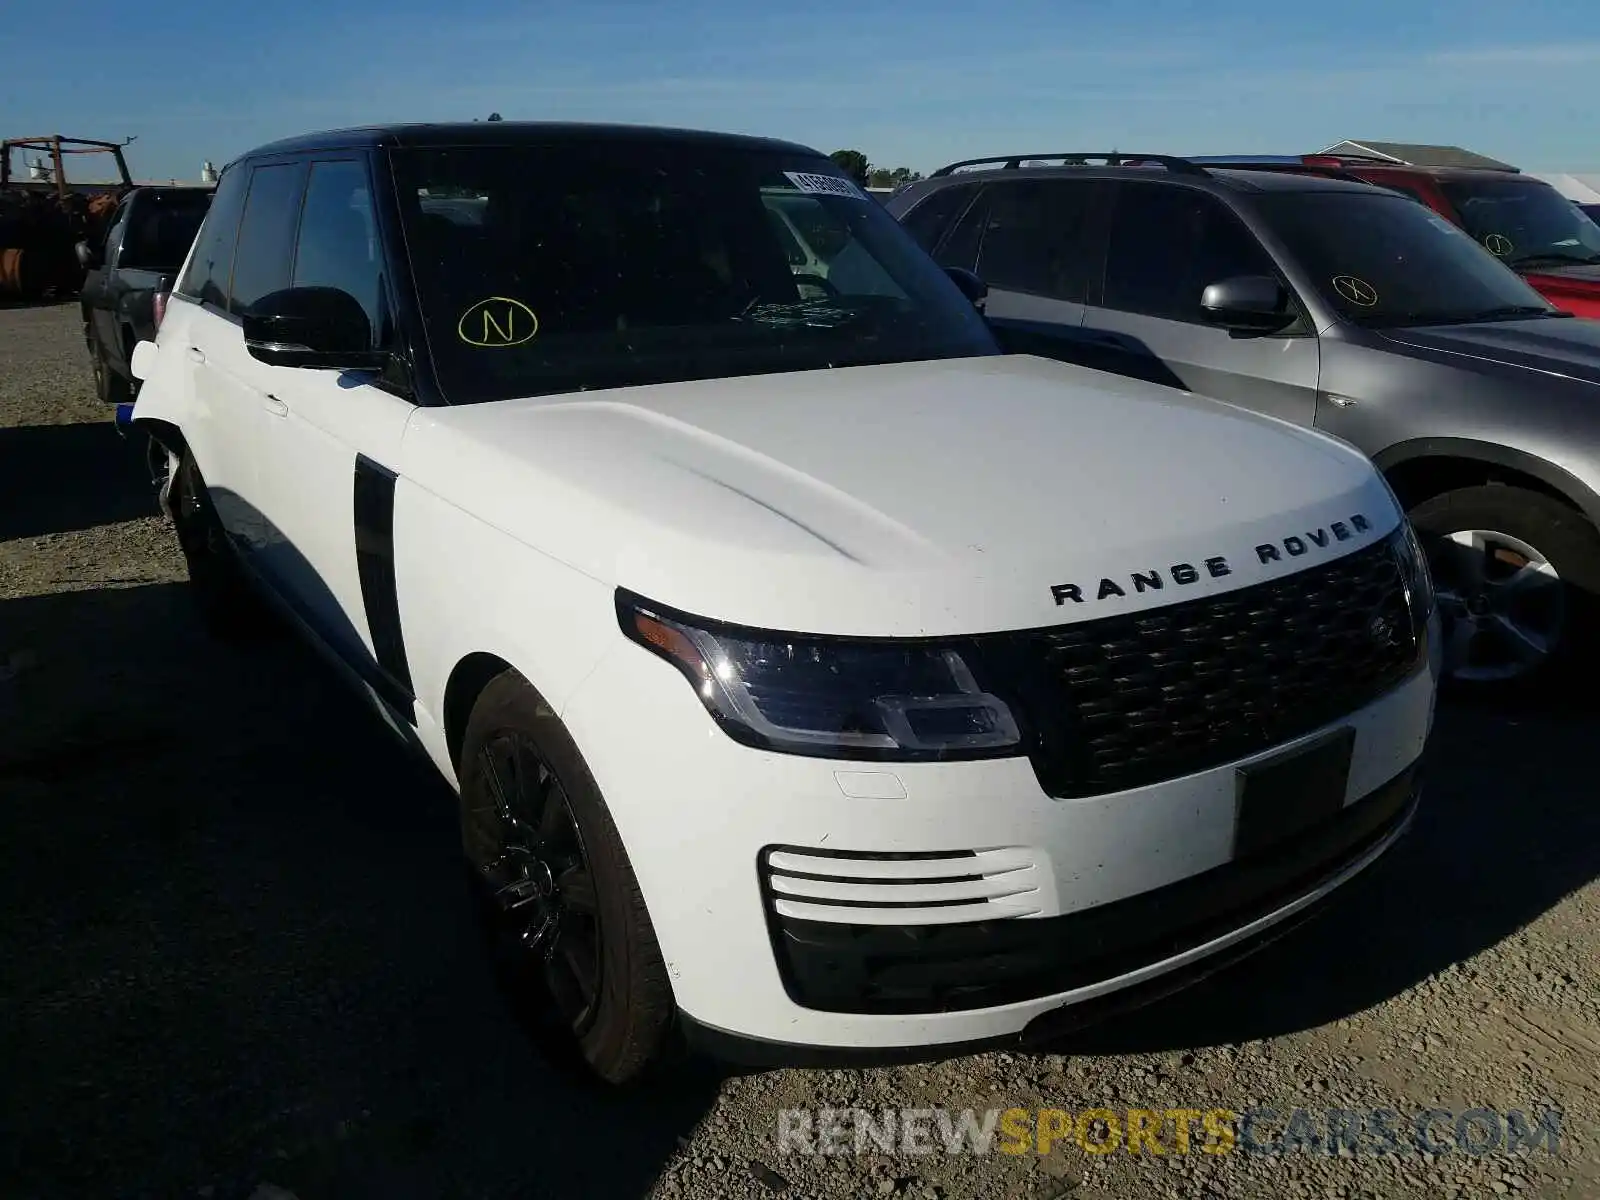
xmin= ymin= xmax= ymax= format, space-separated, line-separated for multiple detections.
xmin=888 ymin=153 xmax=1600 ymax=694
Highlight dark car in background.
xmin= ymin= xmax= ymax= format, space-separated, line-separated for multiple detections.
xmin=888 ymin=153 xmax=1600 ymax=694
xmin=77 ymin=185 xmax=213 ymax=403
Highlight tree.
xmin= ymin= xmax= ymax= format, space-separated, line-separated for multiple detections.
xmin=829 ymin=150 xmax=870 ymax=185
xmin=868 ymin=165 xmax=924 ymax=189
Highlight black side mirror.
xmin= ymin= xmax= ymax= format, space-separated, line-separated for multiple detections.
xmin=242 ymin=286 xmax=387 ymax=370
xmin=75 ymin=240 xmax=101 ymax=269
xmin=1200 ymin=275 xmax=1294 ymax=333
xmin=944 ymin=266 xmax=988 ymax=309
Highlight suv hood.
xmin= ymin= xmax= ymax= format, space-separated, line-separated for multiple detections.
xmin=401 ymin=356 xmax=1398 ymax=636
xmin=1381 ymin=317 xmax=1600 ymax=388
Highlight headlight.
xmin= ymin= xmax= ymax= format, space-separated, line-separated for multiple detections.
xmin=1389 ymin=520 xmax=1436 ymax=634
xmin=617 ymin=592 xmax=1023 ymax=760
xmin=1373 ymin=473 xmax=1435 ymax=628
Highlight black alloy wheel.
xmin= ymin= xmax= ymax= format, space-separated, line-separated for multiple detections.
xmin=464 ymin=729 xmax=604 ymax=1037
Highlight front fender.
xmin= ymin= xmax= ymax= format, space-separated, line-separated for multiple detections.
xmin=1373 ymin=436 xmax=1600 ymax=531
xmin=391 ymin=476 xmax=623 ymax=788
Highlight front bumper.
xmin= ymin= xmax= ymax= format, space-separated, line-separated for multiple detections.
xmin=560 ymin=617 xmax=1438 ymax=1053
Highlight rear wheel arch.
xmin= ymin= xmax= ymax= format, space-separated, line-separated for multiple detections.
xmin=1375 ymin=439 xmax=1600 ymax=529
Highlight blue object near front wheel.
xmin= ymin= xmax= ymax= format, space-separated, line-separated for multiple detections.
xmin=114 ymin=402 xmax=135 ymax=429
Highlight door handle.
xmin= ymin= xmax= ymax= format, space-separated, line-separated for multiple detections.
xmin=186 ymin=346 xmax=206 ymax=364
xmin=264 ymin=394 xmax=289 ymax=417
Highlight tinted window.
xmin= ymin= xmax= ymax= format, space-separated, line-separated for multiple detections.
xmin=1259 ymin=191 xmax=1553 ymax=327
xmin=1438 ymin=178 xmax=1600 ymax=269
xmin=176 ymin=166 xmax=248 ymax=308
xmin=120 ymin=190 xmax=213 ymax=271
xmin=391 ymin=143 xmax=998 ymax=405
xmin=976 ymin=180 xmax=1096 ymax=303
xmin=293 ymin=160 xmax=383 ymax=345
xmin=1104 ymin=183 xmax=1280 ymax=322
xmin=102 ymin=200 xmax=131 ymax=260
xmin=899 ymin=184 xmax=977 ymax=252
xmin=936 ymin=188 xmax=990 ymax=271
xmin=229 ymin=163 xmax=307 ymax=315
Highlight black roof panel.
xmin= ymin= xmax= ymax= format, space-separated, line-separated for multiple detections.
xmin=237 ymin=121 xmax=823 ymax=163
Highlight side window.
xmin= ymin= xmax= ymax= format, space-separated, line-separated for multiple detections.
xmin=1103 ymin=183 xmax=1280 ymax=324
xmin=292 ymin=159 xmax=384 ymax=346
xmin=102 ymin=200 xmax=132 ymax=260
xmin=935 ymin=187 xmax=991 ymax=272
xmin=176 ymin=167 xmax=249 ymax=309
xmin=900 ymin=184 xmax=977 ymax=252
xmin=975 ymin=180 xmax=1097 ymax=303
xmin=229 ymin=162 xmax=308 ymax=316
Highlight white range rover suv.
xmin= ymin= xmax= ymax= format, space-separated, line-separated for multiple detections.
xmin=129 ymin=122 xmax=1440 ymax=1084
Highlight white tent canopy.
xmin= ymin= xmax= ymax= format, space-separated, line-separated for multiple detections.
xmin=1531 ymin=173 xmax=1600 ymax=203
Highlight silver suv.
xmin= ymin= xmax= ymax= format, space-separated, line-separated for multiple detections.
xmin=888 ymin=153 xmax=1600 ymax=695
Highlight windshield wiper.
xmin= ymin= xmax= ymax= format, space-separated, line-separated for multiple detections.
xmin=1431 ymin=304 xmax=1570 ymax=325
xmin=1373 ymin=304 xmax=1567 ymax=328
xmin=1470 ymin=304 xmax=1568 ymax=320
xmin=1510 ymin=252 xmax=1600 ymax=269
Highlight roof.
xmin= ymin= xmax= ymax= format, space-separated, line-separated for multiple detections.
xmin=910 ymin=160 xmax=1383 ymax=196
xmin=238 ymin=122 xmax=821 ymax=163
xmin=1532 ymin=173 xmax=1600 ymax=204
xmin=1319 ymin=140 xmax=1518 ymax=172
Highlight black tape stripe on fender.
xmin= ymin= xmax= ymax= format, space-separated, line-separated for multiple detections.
xmin=353 ymin=454 xmax=416 ymax=712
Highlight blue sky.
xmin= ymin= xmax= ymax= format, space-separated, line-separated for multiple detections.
xmin=5 ymin=0 xmax=1597 ymax=183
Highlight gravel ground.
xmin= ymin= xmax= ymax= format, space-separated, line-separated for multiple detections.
xmin=2 ymin=301 xmax=1598 ymax=1200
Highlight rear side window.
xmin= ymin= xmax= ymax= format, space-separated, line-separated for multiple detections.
xmin=120 ymin=191 xmax=213 ymax=272
xmin=229 ymin=163 xmax=308 ymax=315
xmin=900 ymin=184 xmax=977 ymax=252
xmin=176 ymin=167 xmax=249 ymax=309
xmin=975 ymin=180 xmax=1098 ymax=303
xmin=292 ymin=159 xmax=385 ymax=346
xmin=1103 ymin=183 xmax=1279 ymax=323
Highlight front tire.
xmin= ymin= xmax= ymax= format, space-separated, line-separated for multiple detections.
xmin=458 ymin=671 xmax=675 ymax=1084
xmin=1408 ymin=484 xmax=1600 ymax=697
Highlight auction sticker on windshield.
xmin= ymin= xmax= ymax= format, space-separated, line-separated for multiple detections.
xmin=1332 ymin=276 xmax=1378 ymax=307
xmin=458 ymin=296 xmax=539 ymax=347
xmin=783 ymin=171 xmax=869 ymax=201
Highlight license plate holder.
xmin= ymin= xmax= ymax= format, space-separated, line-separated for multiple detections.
xmin=1233 ymin=726 xmax=1355 ymax=859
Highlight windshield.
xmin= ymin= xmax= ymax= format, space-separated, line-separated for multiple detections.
xmin=391 ymin=144 xmax=997 ymax=404
xmin=1439 ymin=178 xmax=1600 ymax=269
xmin=1258 ymin=190 xmax=1555 ymax=328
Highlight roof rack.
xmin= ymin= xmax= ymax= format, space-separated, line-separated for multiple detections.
xmin=930 ymin=152 xmax=1210 ymax=178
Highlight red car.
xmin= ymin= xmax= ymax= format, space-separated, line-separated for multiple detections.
xmin=1197 ymin=154 xmax=1600 ymax=318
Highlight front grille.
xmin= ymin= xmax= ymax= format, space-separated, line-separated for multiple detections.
xmin=1006 ymin=538 xmax=1419 ymax=797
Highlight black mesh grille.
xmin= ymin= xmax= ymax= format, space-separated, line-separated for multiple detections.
xmin=1010 ymin=538 xmax=1419 ymax=797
